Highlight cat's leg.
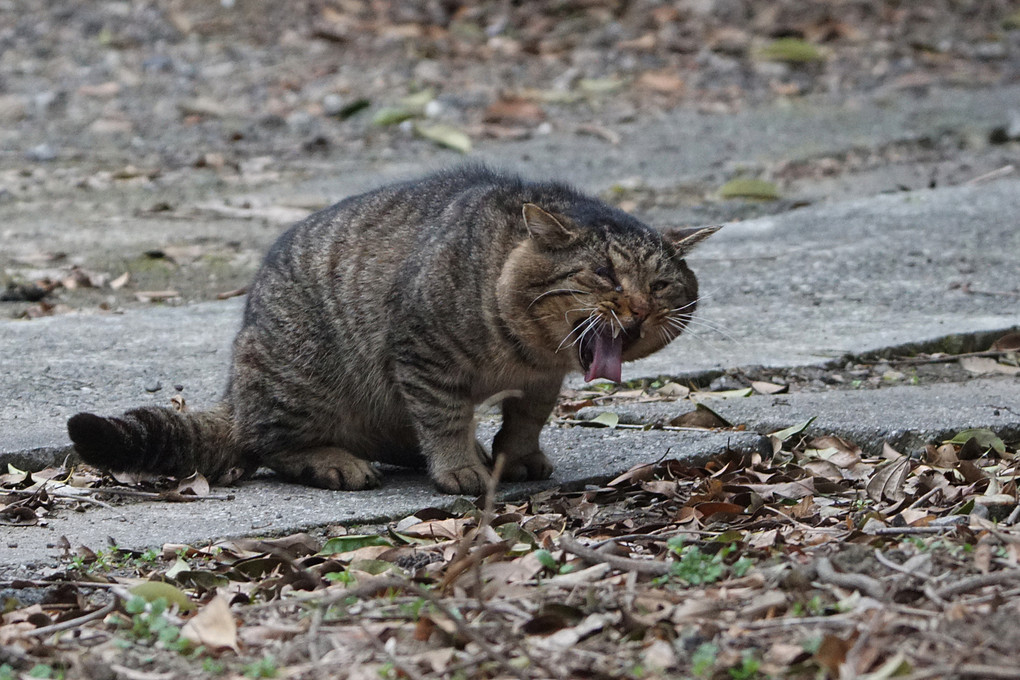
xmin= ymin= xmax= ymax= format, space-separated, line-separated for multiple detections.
xmin=398 ymin=387 xmax=491 ymax=494
xmin=492 ymin=378 xmax=561 ymax=482
xmin=263 ymin=446 xmax=382 ymax=490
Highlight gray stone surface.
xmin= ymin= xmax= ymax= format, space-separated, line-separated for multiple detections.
xmin=570 ymin=377 xmax=1020 ymax=456
xmin=2 ymin=425 xmax=763 ymax=570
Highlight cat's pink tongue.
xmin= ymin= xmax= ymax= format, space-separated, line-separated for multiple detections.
xmin=584 ymin=330 xmax=624 ymax=383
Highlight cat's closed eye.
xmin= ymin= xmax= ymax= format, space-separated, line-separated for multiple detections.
xmin=650 ymin=280 xmax=670 ymax=293
xmin=594 ymin=265 xmax=622 ymax=291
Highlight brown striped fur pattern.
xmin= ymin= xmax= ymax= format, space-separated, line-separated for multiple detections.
xmin=68 ymin=167 xmax=718 ymax=494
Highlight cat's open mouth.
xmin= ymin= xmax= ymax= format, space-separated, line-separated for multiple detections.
xmin=578 ymin=324 xmax=634 ymax=383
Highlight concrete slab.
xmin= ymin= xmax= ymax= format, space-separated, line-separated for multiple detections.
xmin=573 ymin=377 xmax=1020 ymax=457
xmin=0 ymin=426 xmax=764 ymax=571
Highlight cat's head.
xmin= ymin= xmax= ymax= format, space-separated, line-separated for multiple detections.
xmin=497 ymin=203 xmax=718 ymax=382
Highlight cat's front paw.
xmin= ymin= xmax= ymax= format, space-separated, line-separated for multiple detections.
xmin=502 ymin=451 xmax=554 ymax=482
xmin=432 ymin=464 xmax=491 ymax=495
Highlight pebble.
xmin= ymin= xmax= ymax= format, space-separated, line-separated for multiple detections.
xmin=285 ymin=111 xmax=315 ymax=135
xmin=25 ymin=144 xmax=56 ymax=162
xmin=423 ymin=99 xmax=444 ymax=118
xmin=0 ymin=94 xmax=27 ymax=123
xmin=321 ymin=93 xmax=345 ymax=117
xmin=145 ymin=381 xmax=163 ymax=393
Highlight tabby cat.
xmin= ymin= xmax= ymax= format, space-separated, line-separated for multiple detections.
xmin=68 ymin=167 xmax=717 ymax=495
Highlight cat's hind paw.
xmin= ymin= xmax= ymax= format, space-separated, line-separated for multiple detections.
xmin=432 ymin=464 xmax=491 ymax=496
xmin=267 ymin=446 xmax=382 ymax=491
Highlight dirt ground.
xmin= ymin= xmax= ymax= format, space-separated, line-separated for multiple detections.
xmin=3 ymin=2 xmax=1020 ymax=678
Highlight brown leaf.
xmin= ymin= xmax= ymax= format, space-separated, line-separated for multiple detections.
xmin=483 ymin=98 xmax=545 ymax=126
xmin=174 ymin=473 xmax=209 ymax=497
xmin=751 ymin=380 xmax=788 ymax=395
xmin=693 ymin=502 xmax=744 ymax=520
xmin=110 ymin=272 xmax=131 ymax=290
xmin=670 ymin=408 xmax=729 ymax=429
xmin=636 ymin=70 xmax=684 ymax=94
xmin=960 ymin=356 xmax=1020 ymax=375
xmin=866 ymin=458 xmax=910 ymax=503
xmin=973 ymin=543 xmax=993 ymax=573
xmin=135 ymin=290 xmax=180 ymax=302
xmin=619 ymin=33 xmax=657 ymax=51
xmin=802 ymin=460 xmax=845 ymax=482
xmin=991 ymin=332 xmax=1020 ymax=351
xmin=181 ymin=596 xmax=238 ymax=653
xmin=927 ymin=443 xmax=959 ymax=468
xmin=608 ymin=463 xmax=656 ymax=487
xmin=743 ymin=479 xmax=815 ymax=501
xmin=814 ymin=634 xmax=852 ymax=675
xmin=399 ymin=518 xmax=469 ymax=540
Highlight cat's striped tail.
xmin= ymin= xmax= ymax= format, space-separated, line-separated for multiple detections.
xmin=67 ymin=404 xmax=249 ymax=484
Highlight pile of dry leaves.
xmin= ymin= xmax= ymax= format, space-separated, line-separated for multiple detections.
xmin=3 ymin=418 xmax=1020 ymax=679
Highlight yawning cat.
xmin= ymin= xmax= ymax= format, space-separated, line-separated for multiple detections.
xmin=68 ymin=167 xmax=718 ymax=495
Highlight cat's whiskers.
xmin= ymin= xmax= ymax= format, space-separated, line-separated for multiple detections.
xmin=608 ymin=309 xmax=624 ymax=338
xmin=556 ymin=311 xmax=600 ymax=353
xmin=674 ymin=313 xmax=736 ymax=338
xmin=668 ymin=297 xmax=702 ymax=314
xmin=671 ymin=315 xmax=743 ymax=346
xmin=528 ymin=288 xmax=588 ymax=310
xmin=574 ymin=313 xmax=606 ymax=352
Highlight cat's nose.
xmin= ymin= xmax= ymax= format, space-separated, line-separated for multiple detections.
xmin=627 ymin=296 xmax=650 ymax=320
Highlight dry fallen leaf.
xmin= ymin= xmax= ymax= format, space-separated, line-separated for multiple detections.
xmin=483 ymin=98 xmax=545 ymax=125
xmin=181 ymin=596 xmax=238 ymax=653
xmin=636 ymin=70 xmax=684 ymax=94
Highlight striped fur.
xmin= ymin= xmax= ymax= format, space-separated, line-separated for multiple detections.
xmin=68 ymin=167 xmax=717 ymax=494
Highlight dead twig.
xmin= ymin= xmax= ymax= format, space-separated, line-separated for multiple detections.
xmin=22 ymin=602 xmax=116 ymax=638
xmin=0 ymin=579 xmax=119 ymax=590
xmin=873 ymin=550 xmax=927 ymax=579
xmin=216 ymin=287 xmax=247 ymax=300
xmin=935 ymin=570 xmax=1020 ymax=599
xmin=741 ymin=614 xmax=855 ymax=630
xmin=93 ymin=486 xmax=235 ymax=501
xmin=965 ymin=164 xmax=1015 ymax=185
xmin=960 ymin=283 xmax=1020 ymax=299
xmin=903 ymin=664 xmax=1020 ymax=680
xmin=865 ymin=525 xmax=959 ymax=536
xmin=815 ymin=557 xmax=885 ymax=599
xmin=2 ymin=488 xmax=128 ymax=520
xmin=889 ymin=349 xmax=1013 ymax=366
xmin=558 ymin=533 xmax=671 ymax=576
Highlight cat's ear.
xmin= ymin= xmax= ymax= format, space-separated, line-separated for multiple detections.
xmin=523 ymin=203 xmax=577 ymax=249
xmin=663 ymin=225 xmax=720 ymax=255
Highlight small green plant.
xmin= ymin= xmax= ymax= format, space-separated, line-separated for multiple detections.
xmin=398 ymin=597 xmax=427 ymax=619
xmin=691 ymin=642 xmax=718 ymax=677
xmin=243 ymin=655 xmax=278 ymax=679
xmin=731 ymin=556 xmax=755 ymax=577
xmin=324 ymin=569 xmax=356 ymax=585
xmin=109 ymin=596 xmax=191 ymax=652
xmin=728 ymin=651 xmax=761 ymax=679
xmin=27 ymin=664 xmax=64 ymax=679
xmin=0 ymin=664 xmax=15 ymax=680
xmin=668 ymin=538 xmax=725 ymax=585
xmin=533 ymin=549 xmax=576 ymax=576
xmin=202 ymin=658 xmax=226 ymax=675
xmin=139 ymin=547 xmax=162 ymax=564
xmin=791 ymin=594 xmax=826 ymax=617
